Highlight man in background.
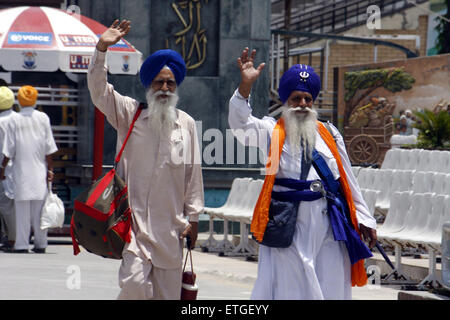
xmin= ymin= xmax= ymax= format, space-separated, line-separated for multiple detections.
xmin=1 ymin=85 xmax=57 ymax=254
xmin=0 ymin=86 xmax=18 ymax=251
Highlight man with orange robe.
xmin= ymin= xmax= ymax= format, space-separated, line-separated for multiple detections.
xmin=228 ymin=48 xmax=377 ymax=299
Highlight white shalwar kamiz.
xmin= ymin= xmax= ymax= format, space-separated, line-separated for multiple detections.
xmin=88 ymin=49 xmax=204 ymax=300
xmin=2 ymin=107 xmax=58 ymax=250
xmin=0 ymin=109 xmax=19 ymax=241
xmin=229 ymin=90 xmax=376 ymax=300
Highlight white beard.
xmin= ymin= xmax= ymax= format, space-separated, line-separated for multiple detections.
xmin=146 ymin=88 xmax=178 ymax=137
xmin=281 ymin=104 xmax=318 ymax=160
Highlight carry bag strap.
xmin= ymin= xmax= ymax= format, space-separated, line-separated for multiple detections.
xmin=114 ymin=103 xmax=147 ymax=165
xmin=183 ymin=235 xmax=194 ymax=273
xmin=183 ymin=249 xmax=194 ymax=273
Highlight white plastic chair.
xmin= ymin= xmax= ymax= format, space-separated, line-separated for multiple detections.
xmin=381 ymin=149 xmax=400 ymax=169
xmin=396 ymin=169 xmax=414 ymax=192
xmin=412 ymin=194 xmax=450 ymax=288
xmin=377 ymin=191 xmax=413 ymax=243
xmin=398 ymin=149 xmax=413 ymax=170
xmin=204 ymin=178 xmax=245 ymax=216
xmin=222 ymin=179 xmax=264 ymax=256
xmin=413 ymin=194 xmax=448 ymax=249
xmin=427 ymin=150 xmax=444 ymax=173
xmin=431 ymin=173 xmax=449 ymax=195
xmin=351 ymin=166 xmax=362 ymax=179
xmin=438 ymin=151 xmax=450 ymax=174
xmin=378 ymin=169 xmax=414 ymax=213
xmin=390 ymin=135 xmax=417 ymax=148
xmin=212 ymin=178 xmax=252 ymax=219
xmin=357 ymin=167 xmax=377 ymax=190
xmin=411 ymin=171 xmax=436 ymax=194
xmin=382 ymin=192 xmax=432 ymax=282
xmin=444 ymin=174 xmax=450 ymax=195
xmin=388 ymin=192 xmax=435 ymax=247
xmin=417 ymin=150 xmax=433 ymax=172
xmin=228 ymin=179 xmax=264 ymax=224
xmin=404 ymin=149 xmax=421 ymax=170
xmin=377 ymin=190 xmax=414 ymax=282
xmin=361 ymin=188 xmax=380 ymax=217
xmin=374 ymin=169 xmax=394 ymax=213
xmin=202 ymin=178 xmax=251 ymax=252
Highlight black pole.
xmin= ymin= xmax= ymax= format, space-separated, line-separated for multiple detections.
xmin=283 ymin=0 xmax=292 ymax=72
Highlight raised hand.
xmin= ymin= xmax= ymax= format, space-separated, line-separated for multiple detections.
xmin=96 ymin=19 xmax=131 ymax=52
xmin=237 ymin=47 xmax=265 ymax=98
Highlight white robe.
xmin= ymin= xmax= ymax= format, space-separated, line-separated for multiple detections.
xmin=2 ymin=107 xmax=57 ymax=250
xmin=0 ymin=109 xmax=18 ymax=241
xmin=2 ymin=107 xmax=57 ymax=201
xmin=228 ymin=89 xmax=376 ymax=300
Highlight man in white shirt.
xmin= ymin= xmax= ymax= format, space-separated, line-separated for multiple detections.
xmin=88 ymin=20 xmax=204 ymax=300
xmin=228 ymin=48 xmax=377 ymax=299
xmin=1 ymin=85 xmax=57 ymax=254
xmin=0 ymin=86 xmax=18 ymax=250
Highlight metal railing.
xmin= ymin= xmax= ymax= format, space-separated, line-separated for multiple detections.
xmin=9 ymin=85 xmax=78 ymax=107
xmin=271 ymin=0 xmax=429 ymax=49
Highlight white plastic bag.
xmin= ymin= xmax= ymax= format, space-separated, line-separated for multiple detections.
xmin=40 ymin=183 xmax=65 ymax=230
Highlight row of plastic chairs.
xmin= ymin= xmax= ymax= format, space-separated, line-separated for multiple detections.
xmin=356 ymin=168 xmax=450 ymax=214
xmin=382 ymin=148 xmax=450 ymax=173
xmin=202 ymin=178 xmax=264 ymax=256
xmin=377 ymin=191 xmax=450 ymax=287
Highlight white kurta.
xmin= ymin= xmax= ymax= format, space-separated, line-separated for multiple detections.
xmin=87 ymin=49 xmax=204 ymax=270
xmin=0 ymin=109 xmax=19 ymax=199
xmin=2 ymin=107 xmax=57 ymax=201
xmin=2 ymin=107 xmax=57 ymax=250
xmin=228 ymin=89 xmax=376 ymax=300
xmin=0 ymin=109 xmax=18 ymax=241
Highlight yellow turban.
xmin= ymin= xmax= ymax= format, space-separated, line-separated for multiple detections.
xmin=18 ymin=85 xmax=38 ymax=107
xmin=0 ymin=86 xmax=14 ymax=110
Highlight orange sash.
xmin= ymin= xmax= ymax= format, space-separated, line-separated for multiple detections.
xmin=250 ymin=120 xmax=368 ymax=286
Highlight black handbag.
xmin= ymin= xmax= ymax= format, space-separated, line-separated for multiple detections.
xmin=260 ymin=199 xmax=300 ymax=248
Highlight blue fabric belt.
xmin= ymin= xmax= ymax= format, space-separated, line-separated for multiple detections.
xmin=272 ymin=178 xmax=323 ymax=202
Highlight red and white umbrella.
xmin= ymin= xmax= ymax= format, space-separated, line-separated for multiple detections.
xmin=0 ymin=6 xmax=142 ymax=74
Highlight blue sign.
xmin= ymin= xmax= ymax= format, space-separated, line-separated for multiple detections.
xmin=8 ymin=32 xmax=53 ymax=45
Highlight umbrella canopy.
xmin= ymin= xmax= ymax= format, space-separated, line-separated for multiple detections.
xmin=0 ymin=6 xmax=142 ymax=74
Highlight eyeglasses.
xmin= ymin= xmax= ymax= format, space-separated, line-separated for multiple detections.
xmin=289 ymin=95 xmax=313 ymax=105
xmin=152 ymin=79 xmax=177 ymax=90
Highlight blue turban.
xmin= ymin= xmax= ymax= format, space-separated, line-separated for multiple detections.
xmin=139 ymin=49 xmax=186 ymax=88
xmin=278 ymin=64 xmax=321 ymax=103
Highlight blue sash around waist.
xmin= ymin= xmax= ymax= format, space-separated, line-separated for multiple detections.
xmin=271 ymin=178 xmax=323 ymax=202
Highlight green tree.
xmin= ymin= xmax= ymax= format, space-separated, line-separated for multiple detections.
xmin=413 ymin=109 xmax=450 ymax=148
xmin=434 ymin=0 xmax=450 ymax=54
xmin=344 ymin=67 xmax=415 ymax=125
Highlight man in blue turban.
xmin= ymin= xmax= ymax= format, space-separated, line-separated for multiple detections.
xmin=228 ymin=47 xmax=377 ymax=300
xmin=88 ymin=20 xmax=204 ymax=300
xmin=140 ymin=49 xmax=186 ymax=88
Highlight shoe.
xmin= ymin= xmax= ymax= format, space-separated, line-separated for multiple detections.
xmin=32 ymin=247 xmax=46 ymax=254
xmin=0 ymin=245 xmax=11 ymax=252
xmin=2 ymin=248 xmax=29 ymax=253
xmin=13 ymin=249 xmax=29 ymax=253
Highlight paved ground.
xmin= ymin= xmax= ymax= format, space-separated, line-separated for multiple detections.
xmin=0 ymin=235 xmax=411 ymax=300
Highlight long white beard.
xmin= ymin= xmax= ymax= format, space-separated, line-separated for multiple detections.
xmin=146 ymin=88 xmax=178 ymax=136
xmin=281 ymin=105 xmax=318 ymax=160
